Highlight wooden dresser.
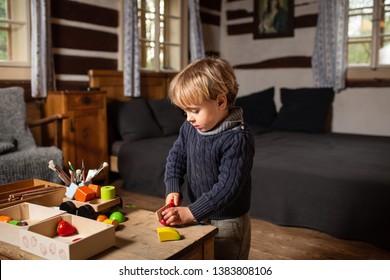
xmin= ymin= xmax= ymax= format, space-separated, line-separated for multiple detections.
xmin=44 ymin=91 xmax=108 ymax=181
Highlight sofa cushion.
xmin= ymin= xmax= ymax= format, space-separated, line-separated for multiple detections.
xmin=272 ymin=87 xmax=335 ymax=133
xmin=147 ymin=99 xmax=185 ymax=136
xmin=235 ymin=87 xmax=277 ymax=134
xmin=117 ymin=98 xmax=163 ymax=142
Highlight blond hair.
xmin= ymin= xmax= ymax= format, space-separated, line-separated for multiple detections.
xmin=168 ymin=57 xmax=239 ymax=109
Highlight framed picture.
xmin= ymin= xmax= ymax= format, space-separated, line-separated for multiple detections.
xmin=253 ymin=0 xmax=294 ymax=39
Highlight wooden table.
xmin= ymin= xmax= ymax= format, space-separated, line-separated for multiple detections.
xmin=0 ymin=207 xmax=218 ymax=260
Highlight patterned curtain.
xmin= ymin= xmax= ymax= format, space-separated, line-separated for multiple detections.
xmin=312 ymin=0 xmax=348 ymax=93
xmin=188 ymin=0 xmax=205 ymax=61
xmin=123 ymin=0 xmax=140 ymax=97
xmin=30 ymin=0 xmax=56 ymax=98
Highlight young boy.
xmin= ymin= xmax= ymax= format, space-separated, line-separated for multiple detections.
xmin=161 ymin=57 xmax=255 ymax=259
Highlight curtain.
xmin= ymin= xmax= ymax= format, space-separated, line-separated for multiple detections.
xmin=312 ymin=0 xmax=348 ymax=93
xmin=30 ymin=0 xmax=56 ymax=98
xmin=123 ymin=0 xmax=140 ymax=97
xmin=188 ymin=0 xmax=205 ymax=61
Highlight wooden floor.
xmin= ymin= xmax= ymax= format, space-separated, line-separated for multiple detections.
xmin=112 ymin=181 xmax=390 ymax=260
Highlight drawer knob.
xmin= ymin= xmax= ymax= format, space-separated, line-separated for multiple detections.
xmin=82 ymin=96 xmax=92 ymax=105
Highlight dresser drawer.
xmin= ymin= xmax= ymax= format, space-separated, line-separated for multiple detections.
xmin=67 ymin=94 xmax=105 ymax=110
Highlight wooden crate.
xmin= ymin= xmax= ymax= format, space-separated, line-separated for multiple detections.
xmin=19 ymin=214 xmax=116 ymax=260
xmin=0 ymin=179 xmax=66 ymax=209
xmin=0 ymin=202 xmax=65 ymax=246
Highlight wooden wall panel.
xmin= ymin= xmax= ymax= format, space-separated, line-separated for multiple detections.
xmin=51 ymin=24 xmax=118 ymax=52
xmin=54 ymin=55 xmax=117 ymax=75
xmin=200 ymin=12 xmax=220 ymax=26
xmin=200 ymin=0 xmax=222 ymax=11
xmin=51 ymin=0 xmax=118 ymax=27
xmin=55 ymin=81 xmax=89 ymax=91
xmin=50 ymin=0 xmax=119 ymax=90
xmin=235 ymin=56 xmax=312 ymax=69
xmin=227 ymin=9 xmax=253 ymax=20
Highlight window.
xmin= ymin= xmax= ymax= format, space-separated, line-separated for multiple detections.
xmin=0 ymin=0 xmax=30 ymax=67
xmin=137 ymin=0 xmax=187 ymax=72
xmin=347 ymin=0 xmax=390 ymax=84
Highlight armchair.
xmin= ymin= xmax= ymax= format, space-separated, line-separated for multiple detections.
xmin=0 ymin=87 xmax=66 ymax=185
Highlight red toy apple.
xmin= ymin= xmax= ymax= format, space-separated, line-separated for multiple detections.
xmin=57 ymin=220 xmax=76 ymax=236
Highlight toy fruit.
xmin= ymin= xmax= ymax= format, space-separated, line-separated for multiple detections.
xmin=57 ymin=220 xmax=76 ymax=236
xmin=156 ymin=199 xmax=175 ymax=225
xmin=9 ymin=220 xmax=22 ymax=226
xmin=109 ymin=211 xmax=125 ymax=223
xmin=157 ymin=227 xmax=181 ymax=242
xmin=96 ymin=214 xmax=108 ymax=222
xmin=103 ymin=218 xmax=119 ymax=229
xmin=0 ymin=215 xmax=13 ymax=223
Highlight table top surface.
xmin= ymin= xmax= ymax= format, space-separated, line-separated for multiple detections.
xmin=0 ymin=203 xmax=218 ymax=260
xmin=93 ymin=207 xmax=218 ymax=260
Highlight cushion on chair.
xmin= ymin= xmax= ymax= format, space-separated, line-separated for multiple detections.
xmin=0 ymin=87 xmax=63 ymax=185
xmin=0 ymin=87 xmax=36 ymax=150
xmin=0 ymin=147 xmax=63 ymax=184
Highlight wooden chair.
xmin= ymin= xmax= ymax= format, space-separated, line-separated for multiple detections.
xmin=0 ymin=87 xmax=67 ymax=185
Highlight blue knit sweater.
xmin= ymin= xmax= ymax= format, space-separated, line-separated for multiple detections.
xmin=164 ymin=107 xmax=255 ymax=222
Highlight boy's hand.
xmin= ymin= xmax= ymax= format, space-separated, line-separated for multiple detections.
xmin=162 ymin=206 xmax=195 ymax=226
xmin=165 ymin=192 xmax=181 ymax=207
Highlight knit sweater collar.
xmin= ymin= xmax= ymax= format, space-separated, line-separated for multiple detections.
xmin=197 ymin=107 xmax=244 ymax=136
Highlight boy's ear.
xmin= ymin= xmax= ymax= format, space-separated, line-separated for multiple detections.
xmin=217 ymin=95 xmax=227 ymax=109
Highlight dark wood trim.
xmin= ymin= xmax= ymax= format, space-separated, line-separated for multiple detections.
xmin=55 ymin=80 xmax=89 ymax=91
xmin=234 ymin=56 xmax=312 ymax=69
xmin=200 ymin=0 xmax=222 ymax=11
xmin=294 ymin=14 xmax=318 ymax=29
xmin=54 ymin=55 xmax=117 ymax=75
xmin=200 ymin=12 xmax=220 ymax=26
xmin=205 ymin=50 xmax=220 ymax=57
xmin=51 ymin=0 xmax=119 ymax=27
xmin=227 ymin=22 xmax=253 ymax=35
xmin=346 ymin=79 xmax=390 ymax=87
xmin=227 ymin=9 xmax=253 ymax=20
xmin=51 ymin=24 xmax=118 ymax=52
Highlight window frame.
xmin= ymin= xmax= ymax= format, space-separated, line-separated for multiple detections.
xmin=0 ymin=0 xmax=30 ymax=68
xmin=347 ymin=0 xmax=390 ymax=86
xmin=137 ymin=0 xmax=187 ymax=73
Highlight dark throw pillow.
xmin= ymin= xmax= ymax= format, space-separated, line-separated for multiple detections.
xmin=147 ymin=99 xmax=185 ymax=136
xmin=235 ymin=87 xmax=277 ymax=133
xmin=117 ymin=98 xmax=163 ymax=141
xmin=272 ymin=87 xmax=335 ymax=133
xmin=0 ymin=138 xmax=16 ymax=155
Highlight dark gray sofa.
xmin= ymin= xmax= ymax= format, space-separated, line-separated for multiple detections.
xmin=108 ymin=88 xmax=390 ymax=251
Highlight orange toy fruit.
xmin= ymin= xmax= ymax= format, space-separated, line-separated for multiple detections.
xmin=96 ymin=214 xmax=108 ymax=222
xmin=0 ymin=215 xmax=12 ymax=223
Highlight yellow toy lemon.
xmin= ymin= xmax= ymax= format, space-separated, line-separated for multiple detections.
xmin=156 ymin=227 xmax=181 ymax=242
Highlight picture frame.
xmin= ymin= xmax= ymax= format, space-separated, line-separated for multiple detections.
xmin=253 ymin=0 xmax=294 ymax=39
